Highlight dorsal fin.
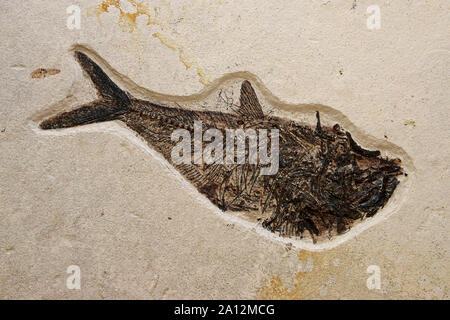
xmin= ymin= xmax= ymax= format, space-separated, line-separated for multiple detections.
xmin=315 ymin=111 xmax=321 ymax=133
xmin=238 ymin=80 xmax=264 ymax=119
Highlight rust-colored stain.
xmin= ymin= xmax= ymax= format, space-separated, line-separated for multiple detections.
xmin=152 ymin=32 xmax=210 ymax=85
xmin=256 ymin=249 xmax=374 ymax=299
xmin=89 ymin=0 xmax=211 ymax=86
xmin=90 ymin=0 xmax=152 ymax=33
xmin=152 ymin=32 xmax=192 ymax=69
xmin=196 ymin=67 xmax=210 ymax=86
xmin=30 ymin=68 xmax=60 ymax=79
xmin=256 ymin=237 xmax=446 ymax=299
xmin=404 ymin=120 xmax=416 ymax=128
xmin=257 ymin=251 xmax=320 ymax=299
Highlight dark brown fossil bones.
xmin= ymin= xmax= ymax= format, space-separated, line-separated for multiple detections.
xmin=40 ymin=51 xmax=403 ymax=243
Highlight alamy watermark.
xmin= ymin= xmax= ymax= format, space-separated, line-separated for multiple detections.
xmin=366 ymin=265 xmax=381 ymax=290
xmin=66 ymin=5 xmax=81 ymax=30
xmin=366 ymin=5 xmax=381 ymax=30
xmin=171 ymin=121 xmax=279 ymax=175
xmin=66 ymin=265 xmax=81 ymax=290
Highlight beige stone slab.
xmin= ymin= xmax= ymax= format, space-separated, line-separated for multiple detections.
xmin=0 ymin=0 xmax=448 ymax=299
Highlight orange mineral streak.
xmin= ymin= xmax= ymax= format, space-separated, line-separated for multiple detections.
xmin=92 ymin=0 xmax=152 ymax=33
xmin=152 ymin=32 xmax=210 ymax=86
xmin=257 ymin=250 xmax=318 ymax=300
xmin=152 ymin=32 xmax=193 ymax=70
xmin=89 ymin=0 xmax=211 ymax=86
xmin=256 ymin=248 xmax=387 ymax=299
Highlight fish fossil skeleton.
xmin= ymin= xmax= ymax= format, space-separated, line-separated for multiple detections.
xmin=39 ymin=51 xmax=403 ymax=243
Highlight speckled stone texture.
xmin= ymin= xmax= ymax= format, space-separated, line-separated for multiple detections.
xmin=0 ymin=0 xmax=448 ymax=299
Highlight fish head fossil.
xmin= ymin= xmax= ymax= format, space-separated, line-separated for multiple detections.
xmin=262 ymin=116 xmax=403 ymax=239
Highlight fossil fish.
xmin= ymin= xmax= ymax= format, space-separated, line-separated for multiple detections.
xmin=39 ymin=51 xmax=403 ymax=243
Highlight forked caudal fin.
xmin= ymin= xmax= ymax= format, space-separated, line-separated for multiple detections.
xmin=39 ymin=51 xmax=131 ymax=130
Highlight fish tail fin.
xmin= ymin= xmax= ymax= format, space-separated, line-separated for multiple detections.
xmin=40 ymin=51 xmax=131 ymax=130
